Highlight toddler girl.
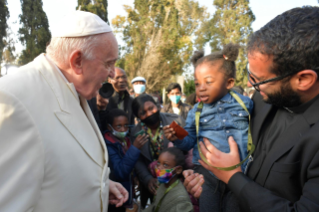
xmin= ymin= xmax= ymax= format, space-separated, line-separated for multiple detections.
xmin=164 ymin=43 xmax=253 ymax=212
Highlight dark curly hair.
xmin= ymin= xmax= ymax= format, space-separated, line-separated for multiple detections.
xmin=131 ymin=94 xmax=157 ymax=118
xmin=191 ymin=43 xmax=240 ymax=80
xmin=160 ymin=147 xmax=185 ymax=177
xmin=106 ymin=109 xmax=129 ymax=126
xmin=247 ymin=6 xmax=319 ymax=79
xmin=166 ymin=83 xmax=182 ymax=94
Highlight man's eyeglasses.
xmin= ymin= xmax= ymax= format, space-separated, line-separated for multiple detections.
xmin=247 ymin=63 xmax=299 ymax=92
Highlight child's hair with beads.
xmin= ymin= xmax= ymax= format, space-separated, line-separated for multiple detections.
xmin=191 ymin=43 xmax=240 ymax=80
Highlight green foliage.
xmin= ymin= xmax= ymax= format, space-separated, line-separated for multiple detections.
xmin=0 ymin=0 xmax=10 ymax=73
xmin=18 ymin=0 xmax=51 ymax=65
xmin=2 ymin=26 xmax=17 ymax=64
xmin=77 ymin=0 xmax=108 ymax=23
xmin=184 ymin=79 xmax=195 ymax=96
xmin=113 ymin=0 xmax=210 ymax=92
xmin=206 ymin=0 xmax=255 ymax=87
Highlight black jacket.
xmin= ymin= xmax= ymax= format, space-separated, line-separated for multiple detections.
xmin=107 ymin=90 xmax=135 ymax=125
xmin=161 ymin=102 xmax=192 ymax=121
xmin=228 ymin=92 xmax=319 ymax=211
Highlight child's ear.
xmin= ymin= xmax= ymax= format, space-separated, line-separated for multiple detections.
xmin=226 ymin=78 xmax=235 ymax=90
xmin=175 ymin=166 xmax=183 ymax=175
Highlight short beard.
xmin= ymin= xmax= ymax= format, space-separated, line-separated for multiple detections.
xmin=264 ymin=81 xmax=302 ymax=108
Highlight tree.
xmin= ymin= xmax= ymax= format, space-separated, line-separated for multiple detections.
xmin=112 ymin=0 xmax=210 ymax=92
xmin=206 ymin=0 xmax=255 ymax=86
xmin=18 ymin=0 xmax=51 ymax=65
xmin=76 ymin=0 xmax=108 ymax=23
xmin=0 ymin=0 xmax=10 ymax=74
xmin=2 ymin=26 xmax=17 ymax=64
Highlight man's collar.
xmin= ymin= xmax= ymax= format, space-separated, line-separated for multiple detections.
xmin=45 ymin=55 xmax=79 ymax=100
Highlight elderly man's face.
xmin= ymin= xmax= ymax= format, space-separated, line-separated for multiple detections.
xmin=80 ymin=33 xmax=118 ymax=100
xmin=112 ymin=68 xmax=128 ymax=92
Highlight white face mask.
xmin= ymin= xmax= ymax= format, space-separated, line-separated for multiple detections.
xmin=133 ymin=84 xmax=146 ymax=94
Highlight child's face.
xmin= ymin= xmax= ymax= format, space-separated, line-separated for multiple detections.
xmin=194 ymin=63 xmax=234 ymax=104
xmin=157 ymin=152 xmax=177 ymax=170
xmin=111 ymin=116 xmax=129 ymax=132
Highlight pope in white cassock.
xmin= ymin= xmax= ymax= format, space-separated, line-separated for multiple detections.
xmin=0 ymin=11 xmax=128 ymax=211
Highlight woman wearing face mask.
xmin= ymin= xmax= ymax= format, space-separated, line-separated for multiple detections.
xmin=161 ymin=83 xmax=192 ymax=120
xmin=131 ymin=94 xmax=185 ymax=209
xmin=104 ymin=109 xmax=149 ymax=212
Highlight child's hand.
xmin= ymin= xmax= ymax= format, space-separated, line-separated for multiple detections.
xmin=163 ymin=125 xmax=178 ymax=141
xmin=148 ymin=178 xmax=159 ymax=195
xmin=133 ymin=134 xmax=149 ymax=149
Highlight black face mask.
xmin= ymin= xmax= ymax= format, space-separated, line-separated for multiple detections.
xmin=141 ymin=111 xmax=160 ymax=126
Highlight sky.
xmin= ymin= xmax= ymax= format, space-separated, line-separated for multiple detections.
xmin=6 ymin=0 xmax=319 ymax=55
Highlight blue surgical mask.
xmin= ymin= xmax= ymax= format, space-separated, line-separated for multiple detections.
xmin=108 ymin=124 xmax=128 ymax=139
xmin=133 ymin=84 xmax=146 ymax=94
xmin=169 ymin=95 xmax=181 ymax=104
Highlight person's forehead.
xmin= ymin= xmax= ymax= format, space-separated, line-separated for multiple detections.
xmin=115 ymin=68 xmax=126 ymax=76
xmin=170 ymin=88 xmax=181 ymax=92
xmin=114 ymin=115 xmax=128 ymax=122
xmin=159 ymin=152 xmax=176 ymax=163
xmin=248 ymin=51 xmax=274 ymax=75
xmin=97 ymin=33 xmax=118 ymax=61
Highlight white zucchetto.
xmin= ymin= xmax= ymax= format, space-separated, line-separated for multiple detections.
xmin=51 ymin=11 xmax=112 ymax=38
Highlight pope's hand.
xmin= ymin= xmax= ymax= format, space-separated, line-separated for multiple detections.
xmin=109 ymin=180 xmax=129 ymax=207
xmin=198 ymin=136 xmax=242 ymax=184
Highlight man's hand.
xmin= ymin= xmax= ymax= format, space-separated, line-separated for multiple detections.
xmin=109 ymin=180 xmax=129 ymax=207
xmin=163 ymin=125 xmax=178 ymax=141
xmin=133 ymin=134 xmax=149 ymax=149
xmin=148 ymin=178 xmax=159 ymax=195
xmin=183 ymin=170 xmax=204 ymax=199
xmin=198 ymin=136 xmax=242 ymax=184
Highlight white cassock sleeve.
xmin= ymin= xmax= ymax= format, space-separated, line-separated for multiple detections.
xmin=0 ymin=90 xmax=44 ymax=211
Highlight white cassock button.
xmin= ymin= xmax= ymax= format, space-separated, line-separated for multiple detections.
xmin=204 ymin=119 xmax=207 ymax=122
xmin=223 ymin=119 xmax=226 ymax=122
xmin=226 ymin=130 xmax=229 ymax=133
xmin=239 ymin=113 xmax=242 ymax=116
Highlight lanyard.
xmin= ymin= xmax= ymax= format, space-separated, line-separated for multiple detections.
xmin=147 ymin=127 xmax=161 ymax=144
xmin=154 ymin=180 xmax=179 ymax=212
xmin=195 ymin=90 xmax=255 ymax=171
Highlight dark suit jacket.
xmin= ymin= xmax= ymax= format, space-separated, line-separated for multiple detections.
xmin=228 ymin=92 xmax=319 ymax=211
xmin=87 ymin=97 xmax=109 ymax=133
xmin=107 ymin=90 xmax=135 ymax=125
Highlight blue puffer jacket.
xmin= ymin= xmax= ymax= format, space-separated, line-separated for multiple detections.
xmin=104 ymin=132 xmax=140 ymax=206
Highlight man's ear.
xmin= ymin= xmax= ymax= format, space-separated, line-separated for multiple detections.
xmin=226 ymin=78 xmax=235 ymax=90
xmin=293 ymin=70 xmax=318 ymax=91
xmin=175 ymin=166 xmax=183 ymax=175
xmin=69 ymin=50 xmax=84 ymax=75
